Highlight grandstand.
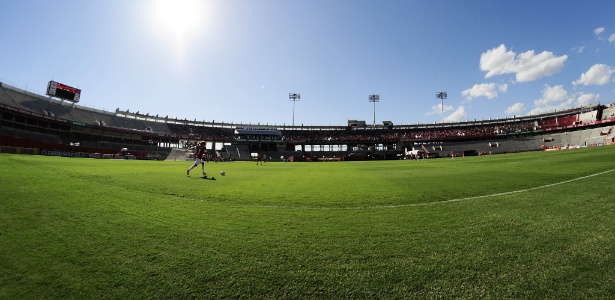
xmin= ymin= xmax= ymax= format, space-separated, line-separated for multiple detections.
xmin=1 ymin=81 xmax=614 ymax=161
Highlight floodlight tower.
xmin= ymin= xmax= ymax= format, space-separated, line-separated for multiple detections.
xmin=289 ymin=93 xmax=300 ymax=126
xmin=436 ymin=91 xmax=447 ymax=123
xmin=368 ymin=94 xmax=380 ymax=126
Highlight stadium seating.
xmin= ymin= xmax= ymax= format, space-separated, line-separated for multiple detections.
xmin=2 ymin=81 xmax=614 ymax=160
xmin=601 ymin=106 xmax=615 ymax=121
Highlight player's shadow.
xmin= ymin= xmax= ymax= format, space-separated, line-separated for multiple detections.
xmin=188 ymin=175 xmax=215 ymax=180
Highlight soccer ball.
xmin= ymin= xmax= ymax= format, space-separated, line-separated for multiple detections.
xmin=220 ymin=170 xmax=226 ymax=176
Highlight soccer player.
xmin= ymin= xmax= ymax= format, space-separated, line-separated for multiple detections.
xmin=187 ymin=141 xmax=207 ymax=176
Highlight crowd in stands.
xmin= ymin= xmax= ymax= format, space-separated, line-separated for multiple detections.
xmin=163 ymin=119 xmax=540 ymax=144
xmin=235 ymin=134 xmax=280 ymax=141
xmin=169 ymin=120 xmax=538 ymax=144
xmin=162 ymin=119 xmax=551 ymax=145
xmin=163 ymin=111 xmax=588 ymax=144
xmin=536 ymin=115 xmax=578 ymax=129
xmin=167 ymin=124 xmax=234 ymax=141
xmin=399 ymin=121 xmax=535 ymax=140
xmin=3 ymin=81 xmax=611 ymax=147
xmin=282 ymin=129 xmax=399 ymax=143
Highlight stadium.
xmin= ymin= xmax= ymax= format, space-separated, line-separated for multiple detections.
xmin=4 ymin=0 xmax=615 ymax=297
xmin=2 ymin=81 xmax=614 ymax=160
xmin=2 ymin=80 xmax=615 ymax=298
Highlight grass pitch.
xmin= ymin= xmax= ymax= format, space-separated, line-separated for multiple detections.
xmin=1 ymin=147 xmax=615 ymax=299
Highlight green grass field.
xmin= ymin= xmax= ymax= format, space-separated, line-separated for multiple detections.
xmin=1 ymin=147 xmax=615 ymax=299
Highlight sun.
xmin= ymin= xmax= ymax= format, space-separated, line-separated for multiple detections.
xmin=149 ymin=0 xmax=208 ymax=62
xmin=153 ymin=0 xmax=202 ymax=35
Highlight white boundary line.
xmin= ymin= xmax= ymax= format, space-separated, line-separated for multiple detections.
xmin=373 ymin=168 xmax=615 ymax=209
xmin=85 ymin=167 xmax=614 ymax=210
xmin=236 ymin=168 xmax=615 ymax=210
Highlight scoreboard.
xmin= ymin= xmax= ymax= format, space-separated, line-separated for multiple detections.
xmin=46 ymin=80 xmax=81 ymax=102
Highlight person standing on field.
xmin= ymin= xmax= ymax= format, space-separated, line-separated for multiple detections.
xmin=187 ymin=141 xmax=207 ymax=176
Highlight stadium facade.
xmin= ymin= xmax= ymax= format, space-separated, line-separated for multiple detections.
xmin=1 ymin=82 xmax=614 ymax=161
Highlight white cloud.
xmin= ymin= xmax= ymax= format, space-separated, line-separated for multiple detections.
xmin=609 ymin=33 xmax=615 ymax=43
xmin=577 ymin=93 xmax=599 ymax=107
xmin=505 ymin=102 xmax=524 ymax=115
xmin=444 ymin=106 xmax=466 ymax=122
xmin=571 ymin=46 xmax=585 ymax=53
xmin=534 ymin=84 xmax=568 ymax=107
xmin=426 ymin=103 xmax=453 ymax=116
xmin=462 ymin=83 xmax=497 ymax=100
xmin=530 ymin=84 xmax=600 ymax=115
xmin=516 ymin=50 xmax=569 ymax=82
xmin=480 ymin=44 xmax=568 ymax=82
xmin=594 ymin=27 xmax=605 ymax=36
xmin=461 ymin=83 xmax=508 ymax=100
xmin=480 ymin=45 xmax=516 ymax=78
xmin=573 ymin=64 xmax=614 ymax=86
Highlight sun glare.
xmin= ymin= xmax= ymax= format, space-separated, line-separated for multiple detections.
xmin=150 ymin=0 xmax=208 ymax=62
xmin=154 ymin=0 xmax=201 ymax=34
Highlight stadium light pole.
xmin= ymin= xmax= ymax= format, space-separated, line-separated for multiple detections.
xmin=289 ymin=93 xmax=300 ymax=126
xmin=369 ymin=94 xmax=380 ymax=126
xmin=436 ymin=91 xmax=447 ymax=124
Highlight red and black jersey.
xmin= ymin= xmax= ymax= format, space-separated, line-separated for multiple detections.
xmin=195 ymin=144 xmax=206 ymax=159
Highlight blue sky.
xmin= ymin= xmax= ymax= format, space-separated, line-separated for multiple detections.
xmin=1 ymin=0 xmax=615 ymax=126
